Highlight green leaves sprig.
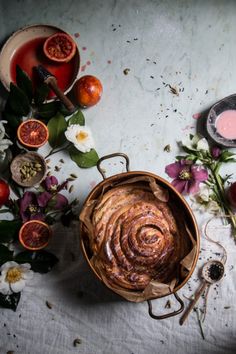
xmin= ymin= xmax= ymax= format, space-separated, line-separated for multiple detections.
xmin=46 ymin=109 xmax=99 ymax=168
xmin=179 ymin=135 xmax=236 ymax=236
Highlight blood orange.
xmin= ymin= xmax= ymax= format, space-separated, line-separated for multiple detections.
xmin=74 ymin=75 xmax=103 ymax=108
xmin=19 ymin=220 xmax=52 ymax=251
xmin=43 ymin=33 xmax=76 ymax=63
xmin=17 ymin=119 xmax=49 ymax=148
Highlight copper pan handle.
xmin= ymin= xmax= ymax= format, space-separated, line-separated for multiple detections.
xmin=96 ymin=153 xmax=130 ymax=180
xmin=147 ymin=292 xmax=184 ymax=320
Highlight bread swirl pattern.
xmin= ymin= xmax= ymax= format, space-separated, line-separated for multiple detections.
xmin=90 ymin=182 xmax=190 ymax=291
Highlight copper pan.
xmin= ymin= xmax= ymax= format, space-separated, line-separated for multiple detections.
xmin=79 ymin=153 xmax=200 ymax=320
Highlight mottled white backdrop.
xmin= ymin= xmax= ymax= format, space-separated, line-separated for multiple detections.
xmin=0 ymin=1 xmax=236 ymax=353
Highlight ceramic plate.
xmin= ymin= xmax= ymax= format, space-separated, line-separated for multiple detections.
xmin=206 ymin=94 xmax=236 ymax=148
xmin=0 ymin=24 xmax=80 ymax=98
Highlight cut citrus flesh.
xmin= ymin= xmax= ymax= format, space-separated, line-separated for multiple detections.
xmin=43 ymin=33 xmax=76 ymax=63
xmin=19 ymin=220 xmax=52 ymax=251
xmin=17 ymin=119 xmax=49 ymax=148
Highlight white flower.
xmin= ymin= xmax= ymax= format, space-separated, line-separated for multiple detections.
xmin=65 ymin=125 xmax=95 ymax=153
xmin=182 ymin=134 xmax=209 ymax=152
xmin=0 ymin=120 xmax=13 ymax=153
xmin=0 ymin=261 xmax=33 ymax=295
xmin=191 ymin=185 xmax=221 ymax=214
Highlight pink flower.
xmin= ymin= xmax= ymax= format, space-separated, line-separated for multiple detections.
xmin=19 ymin=192 xmax=45 ymax=222
xmin=211 ymin=146 xmax=221 ymax=160
xmin=165 ymin=160 xmax=208 ymax=195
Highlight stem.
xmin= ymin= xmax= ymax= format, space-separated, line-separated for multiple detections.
xmin=209 ymin=165 xmax=236 ymax=236
xmin=44 ymin=143 xmax=70 ymax=159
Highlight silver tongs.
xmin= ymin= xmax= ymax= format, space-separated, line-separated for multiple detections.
xmin=35 ymin=65 xmax=76 ymax=113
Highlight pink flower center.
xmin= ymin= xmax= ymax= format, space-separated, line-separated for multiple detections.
xmin=28 ymin=204 xmax=38 ymax=213
xmin=179 ymin=169 xmax=192 ymax=180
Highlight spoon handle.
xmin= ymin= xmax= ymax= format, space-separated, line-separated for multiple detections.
xmin=46 ymin=76 xmax=76 ymax=113
xmin=179 ymin=281 xmax=208 ymax=325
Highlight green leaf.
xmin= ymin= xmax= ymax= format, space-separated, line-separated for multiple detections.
xmin=16 ymin=65 xmax=33 ymax=102
xmin=2 ymin=107 xmax=22 ymax=130
xmin=15 ymin=250 xmax=58 ymax=273
xmin=68 ymin=110 xmax=85 ymax=126
xmin=69 ymin=147 xmax=99 ymax=168
xmin=219 ymin=151 xmax=235 ymax=162
xmin=8 ymin=83 xmax=30 ymax=116
xmin=34 ymin=83 xmax=50 ymax=106
xmin=0 ymin=292 xmax=21 ymax=311
xmin=0 ymin=220 xmax=22 ymax=243
xmin=0 ymin=244 xmax=14 ymax=266
xmin=47 ymin=112 xmax=67 ymax=148
xmin=37 ymin=101 xmax=59 ymax=119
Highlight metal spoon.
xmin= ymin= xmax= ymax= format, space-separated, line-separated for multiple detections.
xmin=179 ymin=260 xmax=225 ymax=325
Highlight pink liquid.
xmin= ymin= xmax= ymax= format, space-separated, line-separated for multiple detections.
xmin=10 ymin=37 xmax=79 ymax=99
xmin=216 ymin=110 xmax=236 ymax=139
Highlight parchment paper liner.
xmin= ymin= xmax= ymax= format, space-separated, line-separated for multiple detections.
xmin=80 ymin=176 xmax=197 ymax=303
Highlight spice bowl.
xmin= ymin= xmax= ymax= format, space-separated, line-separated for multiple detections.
xmin=206 ymin=94 xmax=236 ymax=148
xmin=10 ymin=152 xmax=47 ymax=187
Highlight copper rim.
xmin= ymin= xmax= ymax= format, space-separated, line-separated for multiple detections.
xmin=79 ymin=170 xmax=200 ymax=300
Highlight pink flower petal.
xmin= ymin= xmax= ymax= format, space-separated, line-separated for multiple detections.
xmin=37 ymin=191 xmax=52 ymax=207
xmin=165 ymin=162 xmax=183 ymax=178
xmin=188 ymin=180 xmax=201 ymax=194
xmin=53 ymin=194 xmax=68 ymax=210
xmin=191 ymin=165 xmax=208 ymax=182
xmin=172 ymin=179 xmax=188 ymax=194
xmin=192 ymin=113 xmax=201 ymax=120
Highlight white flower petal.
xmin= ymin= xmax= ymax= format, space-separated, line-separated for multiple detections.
xmin=65 ymin=124 xmax=95 ymax=153
xmin=21 ymin=269 xmax=34 ymax=281
xmin=0 ymin=279 xmax=11 ymax=295
xmin=197 ymin=138 xmax=209 ymax=151
xmin=0 ymin=261 xmax=19 ymax=272
xmin=10 ymin=279 xmax=26 ymax=293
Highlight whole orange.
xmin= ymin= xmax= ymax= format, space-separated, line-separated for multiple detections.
xmin=74 ymin=75 xmax=103 ymax=108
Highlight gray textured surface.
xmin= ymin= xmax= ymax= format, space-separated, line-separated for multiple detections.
xmin=0 ymin=1 xmax=236 ymax=353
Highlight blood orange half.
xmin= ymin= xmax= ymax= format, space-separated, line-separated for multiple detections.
xmin=17 ymin=119 xmax=49 ymax=148
xmin=43 ymin=33 xmax=76 ymax=63
xmin=19 ymin=220 xmax=52 ymax=251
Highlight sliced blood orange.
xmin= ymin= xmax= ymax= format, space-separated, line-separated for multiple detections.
xmin=17 ymin=119 xmax=49 ymax=148
xmin=19 ymin=220 xmax=52 ymax=251
xmin=43 ymin=33 xmax=76 ymax=63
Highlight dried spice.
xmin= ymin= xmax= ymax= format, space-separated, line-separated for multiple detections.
xmin=73 ymin=338 xmax=82 ymax=347
xmin=164 ymin=144 xmax=171 ymax=152
xmin=168 ymin=84 xmax=179 ymax=96
xmin=123 ymin=68 xmax=130 ymax=75
xmin=69 ymin=185 xmax=74 ymax=193
xmin=70 ymin=173 xmax=78 ymax=179
xmin=45 ymin=301 xmax=53 ymax=309
xmin=20 ymin=161 xmax=42 ymax=182
xmin=208 ymin=263 xmax=223 ymax=281
xmin=165 ymin=300 xmax=171 ymax=308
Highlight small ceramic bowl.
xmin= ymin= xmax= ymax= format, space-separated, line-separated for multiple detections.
xmin=10 ymin=152 xmax=47 ymax=187
xmin=206 ymin=94 xmax=236 ymax=148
